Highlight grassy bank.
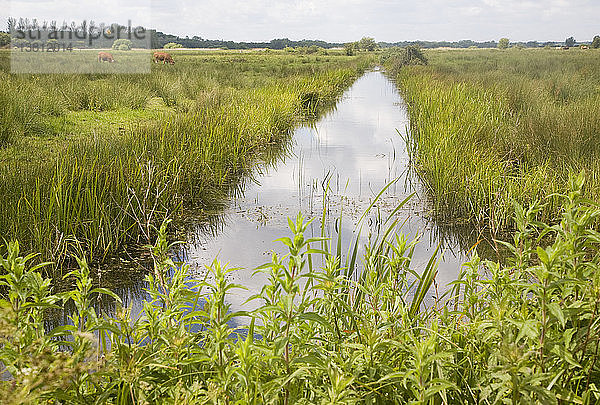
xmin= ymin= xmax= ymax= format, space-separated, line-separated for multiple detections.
xmin=0 ymin=50 xmax=372 ymax=266
xmin=1 ymin=176 xmax=599 ymax=403
xmin=389 ymin=48 xmax=600 ymax=234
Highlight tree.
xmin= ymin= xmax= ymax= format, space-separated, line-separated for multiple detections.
xmin=498 ymin=38 xmax=509 ymax=49
xmin=358 ymin=37 xmax=377 ymax=51
xmin=592 ymin=35 xmax=600 ymax=49
xmin=565 ymin=36 xmax=575 ymax=47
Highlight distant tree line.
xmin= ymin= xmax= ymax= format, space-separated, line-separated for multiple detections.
xmin=4 ymin=19 xmax=600 ymax=51
xmin=378 ymin=39 xmax=600 ymax=49
xmin=6 ymin=18 xmax=148 ymax=49
xmin=150 ymin=31 xmax=342 ymax=49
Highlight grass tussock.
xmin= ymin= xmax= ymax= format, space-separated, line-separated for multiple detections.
xmin=389 ymin=48 xmax=600 ymax=234
xmin=0 ymin=50 xmax=372 ymax=266
xmin=1 ymin=175 xmax=599 ymax=403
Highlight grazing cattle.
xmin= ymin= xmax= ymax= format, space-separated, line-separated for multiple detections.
xmin=153 ymin=52 xmax=175 ymax=65
xmin=561 ymin=46 xmax=570 ymax=50
xmin=98 ymin=51 xmax=115 ymax=62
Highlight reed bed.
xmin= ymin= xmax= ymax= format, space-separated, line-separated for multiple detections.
xmin=389 ymin=48 xmax=600 ymax=234
xmin=0 ymin=50 xmax=371 ymax=266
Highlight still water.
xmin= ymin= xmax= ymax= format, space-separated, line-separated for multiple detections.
xmin=48 ymin=70 xmax=474 ymax=327
xmin=180 ymin=70 xmax=468 ymax=311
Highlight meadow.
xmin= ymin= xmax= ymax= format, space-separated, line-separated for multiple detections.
xmin=0 ymin=49 xmax=371 ymax=267
xmin=389 ymin=48 xmax=600 ymax=236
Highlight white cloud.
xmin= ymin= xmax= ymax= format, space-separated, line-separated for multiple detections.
xmin=4 ymin=0 xmax=600 ymax=42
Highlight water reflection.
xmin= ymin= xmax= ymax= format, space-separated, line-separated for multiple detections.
xmin=182 ymin=71 xmax=470 ymax=311
xmin=47 ymin=70 xmax=486 ymax=327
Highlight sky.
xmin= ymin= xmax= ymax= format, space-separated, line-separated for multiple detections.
xmin=2 ymin=0 xmax=599 ymax=43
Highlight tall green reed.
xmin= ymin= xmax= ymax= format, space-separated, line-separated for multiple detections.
xmin=0 ymin=51 xmax=372 ymax=268
xmin=390 ymin=49 xmax=600 ymax=234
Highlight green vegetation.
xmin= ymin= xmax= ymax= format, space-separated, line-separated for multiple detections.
xmin=0 ymin=50 xmax=371 ymax=266
xmin=163 ymin=42 xmax=183 ymax=49
xmin=112 ymin=39 xmax=133 ymax=51
xmin=343 ymin=42 xmax=355 ymax=56
xmin=357 ymin=37 xmax=377 ymax=51
xmin=344 ymin=37 xmax=378 ymax=55
xmin=498 ymin=37 xmax=509 ymax=49
xmin=389 ymin=48 xmax=600 ymax=234
xmin=0 ymin=32 xmax=10 ymax=47
xmin=380 ymin=45 xmax=428 ymax=70
xmin=1 ymin=175 xmax=599 ymax=403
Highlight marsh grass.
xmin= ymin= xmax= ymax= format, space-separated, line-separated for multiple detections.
xmin=0 ymin=50 xmax=372 ymax=267
xmin=389 ymin=49 xmax=600 ymax=234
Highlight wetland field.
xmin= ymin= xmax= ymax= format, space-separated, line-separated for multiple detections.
xmin=2 ymin=48 xmax=600 ymax=403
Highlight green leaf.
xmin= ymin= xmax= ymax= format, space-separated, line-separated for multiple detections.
xmin=537 ymin=246 xmax=549 ymax=265
xmin=297 ymin=312 xmax=334 ymax=333
xmin=47 ymin=324 xmax=77 ymax=337
xmin=275 ymin=237 xmax=294 ymax=248
xmin=548 ymin=302 xmax=566 ymax=327
xmin=90 ymin=287 xmax=122 ymax=303
xmin=515 ymin=319 xmax=540 ymax=342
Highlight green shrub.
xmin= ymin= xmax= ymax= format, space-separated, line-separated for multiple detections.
xmin=381 ymin=45 xmax=427 ymax=70
xmin=0 ymin=32 xmax=10 ymax=48
xmin=164 ymin=42 xmax=183 ymax=49
xmin=112 ymin=38 xmax=132 ymax=51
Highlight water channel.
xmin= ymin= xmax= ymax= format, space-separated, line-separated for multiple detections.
xmin=49 ymin=69 xmax=473 ymax=324
xmin=179 ymin=69 xmax=468 ymax=311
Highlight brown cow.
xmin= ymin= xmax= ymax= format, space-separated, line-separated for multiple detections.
xmin=153 ymin=51 xmax=175 ymax=65
xmin=98 ymin=51 xmax=115 ymax=62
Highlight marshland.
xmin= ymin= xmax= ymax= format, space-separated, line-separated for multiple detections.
xmin=2 ymin=46 xmax=600 ymax=403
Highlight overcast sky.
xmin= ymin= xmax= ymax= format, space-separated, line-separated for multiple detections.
xmin=3 ymin=0 xmax=599 ymax=43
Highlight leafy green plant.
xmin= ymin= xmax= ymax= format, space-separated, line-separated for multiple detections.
xmin=1 ymin=176 xmax=600 ymax=403
xmin=112 ymin=39 xmax=132 ymax=51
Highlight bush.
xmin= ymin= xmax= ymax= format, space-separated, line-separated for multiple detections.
xmin=112 ymin=38 xmax=132 ymax=51
xmin=344 ymin=43 xmax=355 ymax=56
xmin=382 ymin=45 xmax=427 ymax=70
xmin=307 ymin=45 xmax=320 ymax=54
xmin=164 ymin=42 xmax=183 ymax=49
xmin=0 ymin=32 xmax=10 ymax=48
xmin=498 ymin=37 xmax=510 ymax=49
